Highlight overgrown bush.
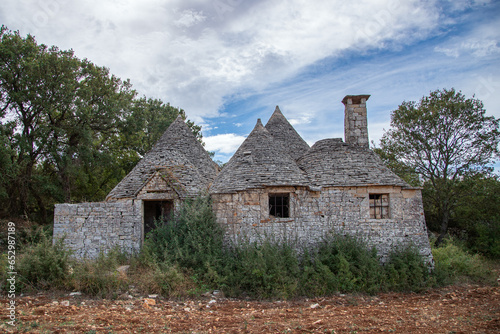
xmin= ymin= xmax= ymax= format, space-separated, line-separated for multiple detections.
xmin=384 ymin=244 xmax=431 ymax=292
xmin=223 ymin=238 xmax=300 ymax=299
xmin=128 ymin=249 xmax=191 ymax=297
xmin=432 ymin=238 xmax=495 ymax=285
xmin=15 ymin=234 xmax=72 ymax=291
xmin=144 ymin=195 xmax=226 ymax=288
xmin=69 ymin=246 xmax=130 ymax=298
xmin=300 ymin=234 xmax=385 ymax=295
xmin=466 ymin=221 xmax=500 ymax=259
xmin=5 ymin=197 xmax=497 ymax=299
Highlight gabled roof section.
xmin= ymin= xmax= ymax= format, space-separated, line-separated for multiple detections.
xmin=264 ymin=106 xmax=310 ymax=160
xmin=297 ymin=139 xmax=410 ymax=188
xmin=106 ymin=116 xmax=217 ymax=200
xmin=210 ymin=119 xmax=309 ymax=194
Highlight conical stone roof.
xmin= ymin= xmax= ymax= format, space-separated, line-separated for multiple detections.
xmin=297 ymin=138 xmax=410 ymax=188
xmin=264 ymin=106 xmax=310 ymax=161
xmin=106 ymin=116 xmax=218 ymax=200
xmin=153 ymin=116 xmax=220 ymax=181
xmin=210 ymin=119 xmax=309 ymax=194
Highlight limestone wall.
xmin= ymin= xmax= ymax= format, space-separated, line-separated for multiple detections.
xmin=212 ymin=186 xmax=432 ymax=263
xmin=53 ymin=200 xmax=142 ymax=258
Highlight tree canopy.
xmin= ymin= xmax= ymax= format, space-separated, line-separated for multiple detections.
xmin=0 ymin=26 xmax=202 ymax=223
xmin=379 ymin=88 xmax=500 ymax=245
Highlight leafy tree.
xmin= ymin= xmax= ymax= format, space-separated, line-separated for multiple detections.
xmin=120 ymin=97 xmax=201 ymax=157
xmin=0 ymin=27 xmax=203 ymax=223
xmin=372 ymin=146 xmax=420 ymax=186
xmin=379 ymin=88 xmax=500 ymax=244
xmin=452 ymin=174 xmax=500 ymax=258
xmin=0 ymin=26 xmax=136 ymax=220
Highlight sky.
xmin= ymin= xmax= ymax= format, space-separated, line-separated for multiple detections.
xmin=1 ymin=0 xmax=499 ymax=164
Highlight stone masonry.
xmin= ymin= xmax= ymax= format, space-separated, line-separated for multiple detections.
xmin=54 ymin=94 xmax=433 ymax=263
xmin=211 ymin=185 xmax=430 ymax=262
xmin=53 ymin=200 xmax=142 ymax=258
xmin=210 ymin=95 xmax=433 ymax=262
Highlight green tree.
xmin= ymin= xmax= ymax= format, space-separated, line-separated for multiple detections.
xmin=452 ymin=174 xmax=500 ymax=258
xmin=379 ymin=88 xmax=500 ymax=244
xmin=0 ymin=26 xmax=136 ymax=220
xmin=120 ymin=97 xmax=201 ymax=157
xmin=0 ymin=27 xmax=203 ymax=223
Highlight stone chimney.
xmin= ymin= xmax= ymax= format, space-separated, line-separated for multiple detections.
xmin=342 ymin=95 xmax=370 ymax=148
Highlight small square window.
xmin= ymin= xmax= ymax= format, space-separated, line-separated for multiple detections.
xmin=369 ymin=194 xmax=389 ymax=219
xmin=269 ymin=194 xmax=290 ymax=218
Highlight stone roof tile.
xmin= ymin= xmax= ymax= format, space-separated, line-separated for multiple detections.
xmin=210 ymin=119 xmax=309 ymax=194
xmin=264 ymin=106 xmax=310 ymax=160
xmin=106 ymin=116 xmax=218 ymax=200
xmin=297 ymin=138 xmax=409 ymax=188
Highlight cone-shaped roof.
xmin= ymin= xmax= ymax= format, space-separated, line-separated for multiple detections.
xmin=264 ymin=106 xmax=310 ymax=160
xmin=106 ymin=116 xmax=218 ymax=200
xmin=152 ymin=115 xmax=220 ymax=181
xmin=210 ymin=119 xmax=309 ymax=194
xmin=297 ymin=138 xmax=409 ymax=188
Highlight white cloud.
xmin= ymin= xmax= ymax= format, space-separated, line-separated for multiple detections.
xmin=0 ymin=0 xmax=445 ymax=121
xmin=174 ymin=9 xmax=206 ymax=28
xmin=1 ymin=0 xmax=498 ymax=164
xmin=204 ymin=133 xmax=246 ymax=154
xmin=289 ymin=116 xmax=312 ymax=126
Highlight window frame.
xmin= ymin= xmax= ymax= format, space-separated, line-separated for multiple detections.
xmin=268 ymin=193 xmax=290 ymax=218
xmin=369 ymin=194 xmax=389 ymax=219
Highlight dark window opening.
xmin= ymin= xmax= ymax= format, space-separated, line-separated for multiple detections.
xmin=269 ymin=194 xmax=290 ymax=218
xmin=369 ymin=194 xmax=389 ymax=219
xmin=144 ymin=200 xmax=173 ymax=236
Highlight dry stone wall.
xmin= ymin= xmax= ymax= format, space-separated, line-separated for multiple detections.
xmin=212 ymin=186 xmax=432 ymax=262
xmin=53 ymin=200 xmax=142 ymax=258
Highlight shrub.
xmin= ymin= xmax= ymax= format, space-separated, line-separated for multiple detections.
xmin=144 ymin=195 xmax=226 ymax=290
xmin=432 ymin=238 xmax=495 ymax=285
xmin=223 ymin=238 xmax=300 ymax=299
xmin=305 ymin=234 xmax=385 ymax=294
xmin=131 ymin=262 xmax=189 ymax=297
xmin=16 ymin=234 xmax=72 ymax=291
xmin=70 ymin=246 xmax=129 ymax=298
xmin=384 ymin=244 xmax=431 ymax=292
xmin=467 ymin=221 xmax=500 ymax=259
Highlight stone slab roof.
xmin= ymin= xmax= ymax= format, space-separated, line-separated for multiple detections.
xmin=106 ymin=116 xmax=218 ymax=200
xmin=297 ymin=138 xmax=410 ymax=188
xmin=153 ymin=116 xmax=220 ymax=181
xmin=210 ymin=119 xmax=309 ymax=194
xmin=264 ymin=106 xmax=310 ymax=160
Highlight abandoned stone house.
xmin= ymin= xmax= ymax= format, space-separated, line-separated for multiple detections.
xmin=53 ymin=95 xmax=433 ymax=262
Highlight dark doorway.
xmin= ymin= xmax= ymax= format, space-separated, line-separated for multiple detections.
xmin=143 ymin=200 xmax=174 ymax=236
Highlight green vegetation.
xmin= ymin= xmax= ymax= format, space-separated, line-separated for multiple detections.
xmin=377 ymin=88 xmax=500 ymax=256
xmin=0 ymin=30 xmax=497 ymax=300
xmin=0 ymin=26 xmax=201 ymax=224
xmin=1 ymin=196 xmax=496 ymax=299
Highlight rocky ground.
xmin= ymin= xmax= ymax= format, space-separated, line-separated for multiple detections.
xmin=1 ymin=285 xmax=499 ymax=333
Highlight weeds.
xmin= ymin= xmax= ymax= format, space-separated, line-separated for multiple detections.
xmin=432 ymin=238 xmax=495 ymax=285
xmin=4 ymin=196 xmax=497 ymax=299
xmin=15 ymin=233 xmax=72 ymax=291
xmin=69 ymin=246 xmax=130 ymax=298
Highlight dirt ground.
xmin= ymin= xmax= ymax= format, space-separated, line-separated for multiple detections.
xmin=1 ymin=285 xmax=499 ymax=333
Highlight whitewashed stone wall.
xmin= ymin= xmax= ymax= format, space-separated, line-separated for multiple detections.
xmin=53 ymin=200 xmax=142 ymax=258
xmin=212 ymin=185 xmax=432 ymax=263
